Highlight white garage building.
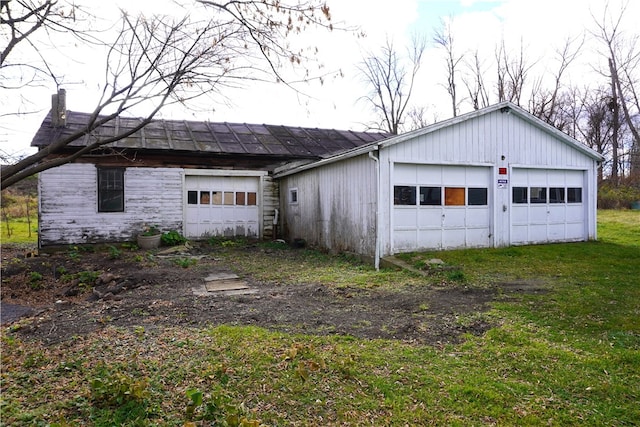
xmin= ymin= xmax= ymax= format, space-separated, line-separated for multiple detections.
xmin=275 ymin=102 xmax=603 ymax=267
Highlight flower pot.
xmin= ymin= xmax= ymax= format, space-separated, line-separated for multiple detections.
xmin=137 ymin=234 xmax=161 ymax=249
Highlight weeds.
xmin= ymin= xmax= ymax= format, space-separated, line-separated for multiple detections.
xmin=107 ymin=245 xmax=122 ymax=260
xmin=28 ymin=271 xmax=43 ymax=289
xmin=174 ymin=257 xmax=197 ymax=268
xmin=161 ymin=230 xmax=187 ymax=246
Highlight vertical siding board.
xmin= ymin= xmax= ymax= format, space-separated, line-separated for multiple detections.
xmin=281 ymin=155 xmax=377 ymax=256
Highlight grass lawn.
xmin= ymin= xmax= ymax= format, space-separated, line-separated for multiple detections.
xmin=1 ymin=210 xmax=639 ymax=426
xmin=0 ymin=216 xmax=37 ymax=245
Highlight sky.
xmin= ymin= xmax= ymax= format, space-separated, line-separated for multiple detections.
xmin=1 ymin=0 xmax=637 ymax=159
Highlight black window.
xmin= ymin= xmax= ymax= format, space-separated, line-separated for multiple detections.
xmin=549 ymin=187 xmax=565 ymax=203
xmin=468 ymin=188 xmax=488 ymax=206
xmin=530 ymin=187 xmax=547 ymax=204
xmin=567 ymin=188 xmax=582 ymax=203
xmin=187 ymin=191 xmax=198 ymax=204
xmin=419 ymin=186 xmax=441 ymax=205
xmin=394 ymin=186 xmax=416 ymax=205
xmin=98 ymin=168 xmax=124 ymax=212
xmin=512 ymin=187 xmax=528 ymax=204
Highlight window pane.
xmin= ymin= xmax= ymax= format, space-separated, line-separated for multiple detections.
xmin=223 ymin=192 xmax=234 ymax=205
xmin=236 ymin=192 xmax=246 ymax=205
xmin=549 ymin=187 xmax=565 ymax=203
xmin=419 ymin=187 xmax=441 ymax=205
xmin=212 ymin=191 xmax=222 ymax=205
xmin=512 ymin=187 xmax=528 ymax=204
xmin=200 ymin=191 xmax=210 ymax=204
xmin=289 ymin=189 xmax=298 ymax=204
xmin=468 ymin=188 xmax=488 ymax=205
xmin=247 ymin=192 xmax=257 ymax=205
xmin=567 ymin=187 xmax=582 ymax=203
xmin=187 ymin=191 xmax=197 ymax=204
xmin=98 ymin=168 xmax=124 ymax=212
xmin=394 ymin=186 xmax=416 ymax=205
xmin=530 ymin=187 xmax=547 ymax=204
xmin=444 ymin=187 xmax=465 ymax=206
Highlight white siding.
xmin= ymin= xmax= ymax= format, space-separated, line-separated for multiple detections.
xmin=279 ymin=155 xmax=377 ymax=256
xmin=376 ymin=109 xmax=598 ymax=255
xmin=39 ymin=163 xmax=183 ymax=246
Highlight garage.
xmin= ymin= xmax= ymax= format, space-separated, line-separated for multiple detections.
xmin=393 ymin=164 xmax=492 ymax=251
xmin=276 ymin=102 xmax=602 ymax=267
xmin=511 ymin=168 xmax=586 ymax=244
xmin=185 ymin=174 xmax=261 ymax=238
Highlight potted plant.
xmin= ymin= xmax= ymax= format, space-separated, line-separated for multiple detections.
xmin=137 ymin=224 xmax=161 ymax=249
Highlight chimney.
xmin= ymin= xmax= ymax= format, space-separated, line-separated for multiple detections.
xmin=51 ymin=88 xmax=67 ymax=127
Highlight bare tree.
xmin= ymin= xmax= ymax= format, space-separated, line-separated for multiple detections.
xmin=462 ymin=49 xmax=490 ymax=111
xmin=433 ymin=17 xmax=464 ymax=117
xmin=528 ymin=36 xmax=584 ymax=131
xmin=358 ymin=35 xmax=426 ymax=134
xmin=495 ymin=38 xmax=536 ymax=106
xmin=576 ymin=87 xmax=614 ymax=182
xmin=591 ymin=1 xmax=640 ymax=183
xmin=1 ymin=1 xmax=334 ymax=189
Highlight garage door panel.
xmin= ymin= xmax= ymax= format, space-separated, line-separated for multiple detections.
xmin=395 ymin=208 xmax=418 ymax=228
xmin=511 ymin=168 xmax=586 ymax=245
xmin=529 ymin=206 xmax=548 ymax=223
xmin=393 ymin=164 xmax=491 ymax=252
xmin=417 ymin=229 xmax=442 ymax=250
xmin=417 ymin=165 xmax=441 ymax=183
xmin=442 ymin=209 xmax=466 ymax=227
xmin=417 ymin=209 xmax=442 ymax=228
xmin=185 ymin=175 xmax=259 ymax=239
xmin=548 ymin=206 xmax=566 ymax=223
xmin=566 ymin=223 xmax=584 ymax=240
xmin=442 ymin=229 xmax=466 ymax=249
xmin=465 ymin=228 xmax=490 ymax=246
xmin=466 ymin=208 xmax=490 ymax=227
xmin=395 ymin=230 xmax=418 ymax=250
xmin=548 ymin=224 xmax=565 ymax=240
xmin=395 ymin=164 xmax=418 ymax=182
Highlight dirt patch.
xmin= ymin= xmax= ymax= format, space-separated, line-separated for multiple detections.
xmin=1 ymin=243 xmax=541 ymax=346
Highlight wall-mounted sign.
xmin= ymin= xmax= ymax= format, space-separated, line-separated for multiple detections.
xmin=498 ymin=179 xmax=508 ymax=189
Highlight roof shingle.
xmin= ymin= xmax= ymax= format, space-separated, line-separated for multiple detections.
xmin=31 ymin=111 xmax=391 ymax=159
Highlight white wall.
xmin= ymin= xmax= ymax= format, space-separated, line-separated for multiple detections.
xmin=377 ymin=108 xmax=599 ymax=256
xmin=279 ymin=154 xmax=378 ymax=256
xmin=39 ymin=163 xmax=183 ymax=246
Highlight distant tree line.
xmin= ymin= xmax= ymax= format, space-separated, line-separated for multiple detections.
xmin=358 ymin=2 xmax=639 ymax=187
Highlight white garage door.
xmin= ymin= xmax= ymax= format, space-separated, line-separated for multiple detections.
xmin=511 ymin=168 xmax=586 ymax=244
xmin=393 ymin=164 xmax=492 ymax=251
xmin=185 ymin=175 xmax=259 ymax=238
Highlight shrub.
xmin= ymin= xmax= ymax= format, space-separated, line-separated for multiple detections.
xmin=598 ymin=182 xmax=640 ymax=209
xmin=161 ymin=230 xmax=187 ymax=246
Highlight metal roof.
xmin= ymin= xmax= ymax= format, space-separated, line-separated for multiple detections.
xmin=31 ymin=111 xmax=391 ymax=159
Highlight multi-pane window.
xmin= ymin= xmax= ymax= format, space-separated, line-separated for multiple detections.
xmin=567 ymin=188 xmax=582 ymax=203
xmin=444 ymin=187 xmax=465 ymax=206
xmin=530 ymin=187 xmax=547 ymax=204
xmin=468 ymin=188 xmax=488 ymax=205
xmin=394 ymin=186 xmax=488 ymax=206
xmin=512 ymin=187 xmax=528 ymax=204
xmin=98 ymin=168 xmax=124 ymax=212
xmin=394 ymin=186 xmax=416 ymax=205
xmin=419 ymin=187 xmax=441 ymax=205
xmin=549 ymin=187 xmax=565 ymax=203
xmin=187 ymin=190 xmax=257 ymax=206
xmin=512 ymin=186 xmax=583 ymax=204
